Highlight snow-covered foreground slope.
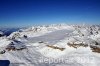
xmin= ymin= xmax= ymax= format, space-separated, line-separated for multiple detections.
xmin=0 ymin=24 xmax=100 ymax=66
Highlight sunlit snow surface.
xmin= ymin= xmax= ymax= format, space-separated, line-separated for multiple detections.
xmin=0 ymin=24 xmax=100 ymax=66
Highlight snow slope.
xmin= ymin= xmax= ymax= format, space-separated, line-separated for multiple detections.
xmin=0 ymin=24 xmax=100 ymax=66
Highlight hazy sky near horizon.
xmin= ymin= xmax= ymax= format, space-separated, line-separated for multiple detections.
xmin=0 ymin=0 xmax=100 ymax=27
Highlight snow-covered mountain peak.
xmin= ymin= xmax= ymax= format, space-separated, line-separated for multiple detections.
xmin=0 ymin=24 xmax=100 ymax=66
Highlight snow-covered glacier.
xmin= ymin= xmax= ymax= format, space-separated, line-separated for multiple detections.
xmin=0 ymin=24 xmax=100 ymax=66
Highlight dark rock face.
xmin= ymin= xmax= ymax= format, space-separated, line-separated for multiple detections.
xmin=46 ymin=45 xmax=65 ymax=51
xmin=0 ymin=50 xmax=6 ymax=54
xmin=0 ymin=34 xmax=3 ymax=37
xmin=6 ymin=40 xmax=27 ymax=51
xmin=23 ymin=35 xmax=27 ymax=38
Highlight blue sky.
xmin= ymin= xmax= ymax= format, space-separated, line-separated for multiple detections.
xmin=0 ymin=0 xmax=100 ymax=27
